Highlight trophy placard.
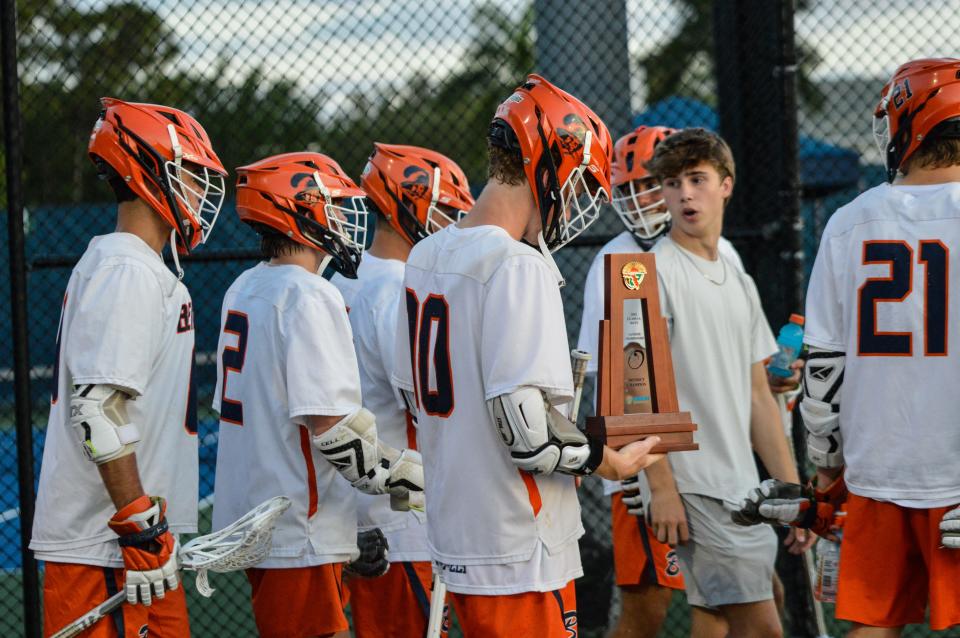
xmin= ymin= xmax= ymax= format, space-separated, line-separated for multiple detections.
xmin=587 ymin=253 xmax=698 ymax=453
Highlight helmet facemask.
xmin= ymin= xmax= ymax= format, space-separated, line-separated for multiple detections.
xmin=161 ymin=124 xmax=226 ymax=248
xmin=611 ymin=178 xmax=670 ymax=241
xmin=293 ymin=171 xmax=368 ymax=278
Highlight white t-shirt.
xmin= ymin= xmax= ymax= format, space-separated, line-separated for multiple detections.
xmin=392 ymin=224 xmax=584 ymax=594
xmin=805 ymin=182 xmax=960 ymax=507
xmin=336 ymin=254 xmax=429 ymax=562
xmin=31 ymin=233 xmax=198 ymax=567
xmin=212 ymin=263 xmax=360 ymax=568
xmin=651 ymin=236 xmax=777 ymax=505
xmin=575 ymin=231 xmax=745 ymax=496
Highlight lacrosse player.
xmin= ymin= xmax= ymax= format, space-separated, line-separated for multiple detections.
xmin=391 ymin=75 xmax=664 ymax=637
xmin=31 ymin=99 xmax=227 ymax=637
xmin=636 ymin=128 xmax=808 ymax=638
xmin=735 ymin=58 xmax=960 ymax=635
xmin=334 ymin=144 xmax=473 ymax=638
xmin=211 ymin=152 xmax=425 ymax=638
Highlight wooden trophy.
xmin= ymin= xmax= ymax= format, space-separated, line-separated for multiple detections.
xmin=585 ymin=253 xmax=698 ymax=453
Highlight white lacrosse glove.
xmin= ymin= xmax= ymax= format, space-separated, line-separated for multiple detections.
xmin=108 ymin=496 xmax=180 ymax=605
xmin=940 ymin=506 xmax=960 ymax=549
xmin=381 ymin=446 xmax=426 ymax=512
xmin=621 ymin=475 xmax=644 ymax=517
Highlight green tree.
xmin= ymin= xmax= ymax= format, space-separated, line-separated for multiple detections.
xmin=640 ymin=0 xmax=825 ymax=110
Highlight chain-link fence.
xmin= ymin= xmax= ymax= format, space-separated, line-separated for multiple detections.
xmin=4 ymin=0 xmax=960 ymax=636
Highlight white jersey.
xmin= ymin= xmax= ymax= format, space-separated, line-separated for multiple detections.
xmin=31 ymin=233 xmax=198 ymax=567
xmin=212 ymin=263 xmax=360 ymax=568
xmin=575 ymin=231 xmax=745 ymax=496
xmin=805 ymin=182 xmax=960 ymax=507
xmin=651 ymin=236 xmax=777 ymax=505
xmin=392 ymin=224 xmax=583 ymax=594
xmin=339 ymin=254 xmax=429 ymax=562
xmin=329 ymin=257 xmax=374 ymax=311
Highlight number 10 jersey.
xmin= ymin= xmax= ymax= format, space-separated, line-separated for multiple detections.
xmin=393 ymin=224 xmax=584 ymax=594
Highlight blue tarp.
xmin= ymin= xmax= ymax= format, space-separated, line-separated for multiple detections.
xmin=633 ymin=96 xmax=861 ymax=193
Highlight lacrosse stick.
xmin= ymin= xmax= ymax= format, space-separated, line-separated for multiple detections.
xmin=569 ymin=349 xmax=592 ymax=423
xmin=778 ymin=394 xmax=832 ymax=638
xmin=425 ymin=572 xmax=447 ymax=638
xmin=52 ymin=495 xmax=291 ymax=638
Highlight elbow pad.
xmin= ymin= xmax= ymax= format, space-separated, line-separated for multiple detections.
xmin=488 ymin=387 xmax=603 ymax=476
xmin=799 ymin=348 xmax=845 ymax=469
xmin=312 ymin=408 xmax=391 ymax=495
xmin=70 ymin=384 xmax=141 ymax=464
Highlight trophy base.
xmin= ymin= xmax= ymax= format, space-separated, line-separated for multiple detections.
xmin=586 ymin=412 xmax=698 ymax=453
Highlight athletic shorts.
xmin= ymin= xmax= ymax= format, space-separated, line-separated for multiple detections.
xmin=836 ymin=494 xmax=960 ymax=630
xmin=610 ymin=493 xmax=684 ymax=590
xmin=671 ymin=493 xmax=777 ymax=608
xmin=451 ymin=580 xmax=577 ymax=638
xmin=43 ymin=562 xmax=190 ymax=638
xmin=349 ymin=560 xmax=447 ymax=638
xmin=245 ymin=563 xmax=349 ymax=638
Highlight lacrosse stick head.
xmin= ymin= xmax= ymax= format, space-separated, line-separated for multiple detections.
xmin=179 ymin=495 xmax=291 ymax=597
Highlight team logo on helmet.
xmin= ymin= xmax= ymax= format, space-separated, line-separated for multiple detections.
xmin=621 ymin=261 xmax=647 ymax=290
xmin=557 ymin=113 xmax=588 ymax=155
xmin=400 ymin=166 xmax=431 ymax=199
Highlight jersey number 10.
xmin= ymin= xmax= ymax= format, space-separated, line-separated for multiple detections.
xmin=857 ymin=240 xmax=948 ymax=356
xmin=405 ymin=290 xmax=454 ymax=417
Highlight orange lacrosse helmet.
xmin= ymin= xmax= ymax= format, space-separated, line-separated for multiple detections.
xmin=360 ymin=143 xmax=474 ymax=246
xmin=88 ymin=98 xmax=227 ymax=253
xmin=236 ymin=152 xmax=369 ymax=278
xmin=489 ymin=74 xmax=612 ymax=251
xmin=610 ymin=125 xmax=676 ymax=242
xmin=874 ymin=58 xmax=960 ymax=182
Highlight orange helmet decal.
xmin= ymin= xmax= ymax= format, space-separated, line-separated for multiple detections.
xmin=610 ymin=125 xmax=676 ymax=242
xmin=236 ymin=152 xmax=369 ymax=278
xmin=873 ymin=58 xmax=960 ymax=182
xmin=489 ymin=74 xmax=613 ymax=252
xmin=360 ymin=143 xmax=474 ymax=246
xmin=87 ymin=98 xmax=227 ymax=253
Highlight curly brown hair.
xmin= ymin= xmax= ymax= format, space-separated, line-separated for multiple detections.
xmin=901 ymin=136 xmax=960 ymax=175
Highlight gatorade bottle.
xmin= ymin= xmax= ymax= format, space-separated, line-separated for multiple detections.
xmin=814 ymin=532 xmax=841 ymax=603
xmin=768 ymin=314 xmax=804 ymax=377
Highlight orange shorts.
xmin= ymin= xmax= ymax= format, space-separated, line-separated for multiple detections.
xmin=246 ymin=563 xmax=349 ymax=638
xmin=451 ymin=579 xmax=577 ymax=638
xmin=836 ymin=494 xmax=960 ymax=630
xmin=349 ymin=560 xmax=446 ymax=638
xmin=43 ymin=562 xmax=189 ymax=638
xmin=610 ymin=493 xmax=684 ymax=590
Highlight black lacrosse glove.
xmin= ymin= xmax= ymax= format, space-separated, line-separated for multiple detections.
xmin=346 ymin=528 xmax=390 ymax=578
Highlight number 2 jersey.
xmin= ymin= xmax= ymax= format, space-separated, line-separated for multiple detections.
xmin=31 ymin=233 xmax=198 ymax=566
xmin=805 ymin=182 xmax=960 ymax=506
xmin=212 ymin=263 xmax=360 ymax=567
xmin=392 ymin=224 xmax=584 ymax=595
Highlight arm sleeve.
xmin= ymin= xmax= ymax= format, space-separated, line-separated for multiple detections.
xmin=804 ymin=229 xmax=845 ymax=351
xmin=745 ymin=274 xmax=779 ymax=363
xmin=575 ymin=252 xmax=605 ymax=375
xmin=284 ymin=293 xmax=362 ymax=420
xmin=65 ymin=264 xmax=165 ymax=396
xmin=481 ymin=257 xmax=574 ymax=405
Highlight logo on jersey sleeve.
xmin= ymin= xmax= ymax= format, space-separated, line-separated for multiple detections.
xmin=177 ymin=302 xmax=194 ymax=333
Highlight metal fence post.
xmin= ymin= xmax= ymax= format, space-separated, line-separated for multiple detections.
xmin=0 ymin=1 xmax=41 ymax=636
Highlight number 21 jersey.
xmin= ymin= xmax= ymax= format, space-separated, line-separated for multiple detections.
xmin=805 ymin=182 xmax=960 ymax=505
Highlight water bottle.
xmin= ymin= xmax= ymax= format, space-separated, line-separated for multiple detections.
xmin=814 ymin=533 xmax=841 ymax=603
xmin=768 ymin=314 xmax=805 ymax=377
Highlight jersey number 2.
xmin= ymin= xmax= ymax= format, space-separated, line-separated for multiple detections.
xmin=857 ymin=240 xmax=948 ymax=356
xmin=405 ymin=290 xmax=454 ymax=416
xmin=220 ymin=310 xmax=249 ymax=425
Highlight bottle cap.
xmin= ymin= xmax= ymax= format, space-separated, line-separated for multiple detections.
xmin=789 ymin=313 xmax=805 ymax=326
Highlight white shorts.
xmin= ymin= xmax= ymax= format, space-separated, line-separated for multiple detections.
xmin=672 ymin=493 xmax=777 ymax=608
